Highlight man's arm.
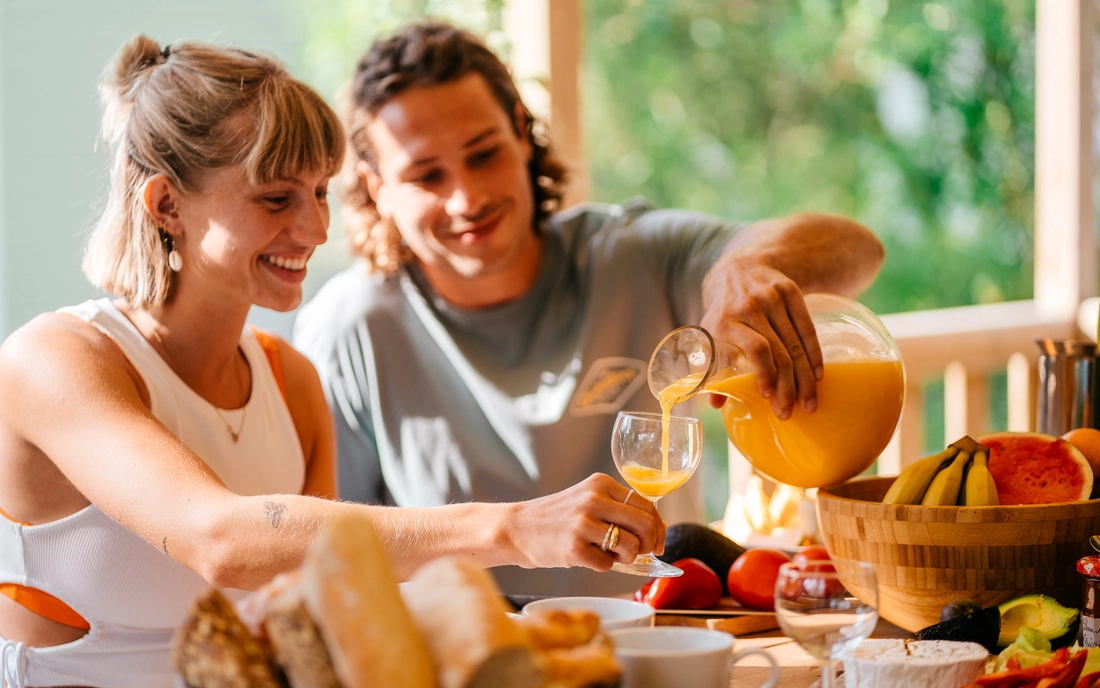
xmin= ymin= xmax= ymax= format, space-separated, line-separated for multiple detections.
xmin=701 ymin=212 xmax=885 ymax=419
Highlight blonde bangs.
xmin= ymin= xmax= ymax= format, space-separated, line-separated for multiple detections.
xmin=243 ymin=78 xmax=346 ymax=185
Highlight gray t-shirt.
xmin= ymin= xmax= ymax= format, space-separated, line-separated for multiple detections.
xmin=294 ymin=200 xmax=738 ymax=596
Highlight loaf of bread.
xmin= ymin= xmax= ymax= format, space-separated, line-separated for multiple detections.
xmin=173 ymin=589 xmax=287 ymax=688
xmin=174 ymin=512 xmax=620 ymax=688
xmin=401 ymin=557 xmax=544 ymax=688
xmin=263 ymin=578 xmax=341 ymax=688
xmin=301 ymin=511 xmax=436 ymax=688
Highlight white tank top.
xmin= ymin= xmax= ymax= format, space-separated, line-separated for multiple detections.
xmin=0 ymin=298 xmax=305 ymax=688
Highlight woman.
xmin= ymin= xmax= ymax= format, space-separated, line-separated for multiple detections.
xmin=0 ymin=36 xmax=663 ymax=687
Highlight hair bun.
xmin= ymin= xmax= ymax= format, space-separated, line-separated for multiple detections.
xmin=99 ymin=35 xmax=164 ymax=146
xmin=111 ymin=35 xmax=164 ymax=96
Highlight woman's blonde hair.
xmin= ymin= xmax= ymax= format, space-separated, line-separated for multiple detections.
xmin=340 ymin=22 xmax=568 ymax=276
xmin=84 ymin=35 xmax=345 ymax=308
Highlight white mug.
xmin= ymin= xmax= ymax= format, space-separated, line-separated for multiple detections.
xmin=609 ymin=627 xmax=780 ymax=688
xmin=522 ymin=596 xmax=655 ymax=631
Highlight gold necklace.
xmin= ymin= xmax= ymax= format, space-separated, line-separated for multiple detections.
xmin=214 ymin=354 xmax=247 ymax=442
xmin=143 ymin=313 xmax=248 ymax=442
xmin=215 ymin=404 xmax=247 ymax=443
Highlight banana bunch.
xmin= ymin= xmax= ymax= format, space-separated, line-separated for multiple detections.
xmin=882 ymin=436 xmax=1000 ymax=506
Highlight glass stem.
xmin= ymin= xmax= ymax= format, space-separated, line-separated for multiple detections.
xmin=820 ymin=659 xmax=837 ymax=688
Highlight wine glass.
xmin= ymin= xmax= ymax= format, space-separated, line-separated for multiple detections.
xmin=774 ymin=560 xmax=878 ymax=688
xmin=610 ymin=410 xmax=702 ymax=577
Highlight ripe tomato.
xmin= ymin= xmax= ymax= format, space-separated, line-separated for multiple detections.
xmin=727 ymin=548 xmax=791 ymax=610
xmin=792 ymin=545 xmax=832 ymax=567
xmin=792 ymin=546 xmax=845 ymax=598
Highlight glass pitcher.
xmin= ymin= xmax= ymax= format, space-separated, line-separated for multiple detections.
xmin=648 ymin=294 xmax=905 ymax=488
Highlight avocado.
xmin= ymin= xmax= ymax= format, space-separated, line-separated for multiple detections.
xmin=915 ymin=605 xmax=1001 ymax=653
xmin=997 ymin=595 xmax=1079 ymax=648
xmin=657 ymin=523 xmax=746 ymax=594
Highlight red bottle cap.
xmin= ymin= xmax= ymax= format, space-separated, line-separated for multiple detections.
xmin=1078 ymin=555 xmax=1100 ymax=577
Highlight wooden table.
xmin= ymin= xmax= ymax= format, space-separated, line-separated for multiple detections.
xmin=656 ymin=614 xmax=912 ymax=687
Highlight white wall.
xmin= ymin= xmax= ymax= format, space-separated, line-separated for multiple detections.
xmin=0 ymin=0 xmax=351 ymax=340
xmin=0 ymin=1 xmax=7 ymax=338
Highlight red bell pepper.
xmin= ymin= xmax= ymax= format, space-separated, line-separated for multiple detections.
xmin=633 ymin=580 xmax=654 ymax=603
xmin=977 ymin=648 xmax=1070 ymax=687
xmin=1035 ymin=650 xmax=1089 ymax=688
xmin=1074 ymin=671 xmax=1100 ymax=688
xmin=975 ymin=649 xmax=1089 ymax=688
xmin=638 ymin=558 xmax=722 ymax=610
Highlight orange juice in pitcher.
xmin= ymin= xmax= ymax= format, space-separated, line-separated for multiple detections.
xmin=648 ymin=294 xmax=905 ymax=488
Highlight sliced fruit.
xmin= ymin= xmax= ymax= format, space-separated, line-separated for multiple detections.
xmin=997 ymin=594 xmax=1079 ymax=647
xmin=977 ymin=432 xmax=1093 ymax=505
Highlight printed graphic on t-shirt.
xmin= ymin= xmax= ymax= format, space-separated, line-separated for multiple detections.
xmin=568 ymin=357 xmax=648 ymax=417
xmin=395 ymin=416 xmax=473 ymax=504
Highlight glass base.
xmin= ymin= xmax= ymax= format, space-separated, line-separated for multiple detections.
xmin=611 ymin=553 xmax=684 ymax=577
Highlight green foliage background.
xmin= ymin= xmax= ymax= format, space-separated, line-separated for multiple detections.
xmin=583 ymin=0 xmax=1035 ymax=315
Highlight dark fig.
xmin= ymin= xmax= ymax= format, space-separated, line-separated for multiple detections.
xmin=940 ymin=598 xmax=982 ymax=623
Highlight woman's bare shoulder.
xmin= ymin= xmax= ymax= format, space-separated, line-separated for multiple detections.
xmin=0 ymin=311 xmax=146 ymax=404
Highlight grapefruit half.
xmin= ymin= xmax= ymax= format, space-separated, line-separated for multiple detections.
xmin=977 ymin=432 xmax=1093 ymax=505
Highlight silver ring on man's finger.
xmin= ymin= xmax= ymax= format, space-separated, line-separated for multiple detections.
xmin=601 ymin=523 xmax=620 ymax=552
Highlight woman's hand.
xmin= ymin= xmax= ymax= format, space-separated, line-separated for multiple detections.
xmin=506 ymin=474 xmax=666 ymax=572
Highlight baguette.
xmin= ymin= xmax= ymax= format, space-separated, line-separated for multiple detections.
xmin=301 ymin=511 xmax=436 ymax=688
xmin=401 ymin=556 xmax=543 ymax=688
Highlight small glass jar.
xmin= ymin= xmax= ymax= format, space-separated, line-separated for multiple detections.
xmin=1077 ymin=555 xmax=1100 ymax=647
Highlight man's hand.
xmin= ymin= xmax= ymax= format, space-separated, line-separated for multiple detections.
xmin=700 ymin=253 xmax=824 ymax=420
xmin=507 ymin=474 xmax=666 ymax=572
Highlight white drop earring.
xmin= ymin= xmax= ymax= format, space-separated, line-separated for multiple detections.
xmin=167 ymin=233 xmax=183 ymax=272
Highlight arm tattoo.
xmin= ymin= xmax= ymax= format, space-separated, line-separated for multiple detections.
xmin=264 ymin=501 xmax=287 ymax=528
xmin=162 ymin=537 xmax=169 ymax=556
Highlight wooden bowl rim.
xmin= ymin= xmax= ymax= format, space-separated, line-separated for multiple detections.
xmin=818 ymin=475 xmax=1100 ymax=512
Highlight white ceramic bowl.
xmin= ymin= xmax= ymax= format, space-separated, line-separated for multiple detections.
xmin=522 ymin=596 xmax=654 ymax=631
xmin=609 ymin=627 xmax=779 ymax=688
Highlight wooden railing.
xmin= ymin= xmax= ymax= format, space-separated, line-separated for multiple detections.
xmin=877 ymin=299 xmax=1080 ymax=473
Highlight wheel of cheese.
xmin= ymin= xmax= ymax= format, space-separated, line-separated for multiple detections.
xmin=841 ymin=639 xmax=988 ymax=688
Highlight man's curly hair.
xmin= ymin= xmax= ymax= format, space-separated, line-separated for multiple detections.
xmin=339 ymin=22 xmax=568 ymax=275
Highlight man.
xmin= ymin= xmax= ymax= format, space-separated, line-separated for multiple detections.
xmin=294 ymin=22 xmax=884 ymax=596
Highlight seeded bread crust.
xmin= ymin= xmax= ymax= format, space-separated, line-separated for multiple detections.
xmin=264 ymin=581 xmax=342 ymax=688
xmin=172 ymin=589 xmax=287 ymax=688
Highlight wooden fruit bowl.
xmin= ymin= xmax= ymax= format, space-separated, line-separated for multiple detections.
xmin=816 ymin=476 xmax=1100 ymax=633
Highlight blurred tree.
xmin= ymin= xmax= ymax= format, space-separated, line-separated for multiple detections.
xmin=293 ymin=0 xmax=506 ymax=104
xmin=583 ymin=0 xmax=1035 ymax=315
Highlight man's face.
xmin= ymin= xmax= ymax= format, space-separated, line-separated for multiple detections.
xmin=364 ymin=73 xmax=540 ymax=305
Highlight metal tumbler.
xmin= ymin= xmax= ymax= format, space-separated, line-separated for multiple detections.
xmin=1036 ymin=338 xmax=1100 ymax=435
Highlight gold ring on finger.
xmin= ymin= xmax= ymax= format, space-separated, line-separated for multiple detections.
xmin=608 ymin=525 xmax=620 ymax=552
xmin=600 ymin=522 xmax=616 ymax=551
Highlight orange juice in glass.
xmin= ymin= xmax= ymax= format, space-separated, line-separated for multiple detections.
xmin=648 ymin=294 xmax=905 ymax=489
